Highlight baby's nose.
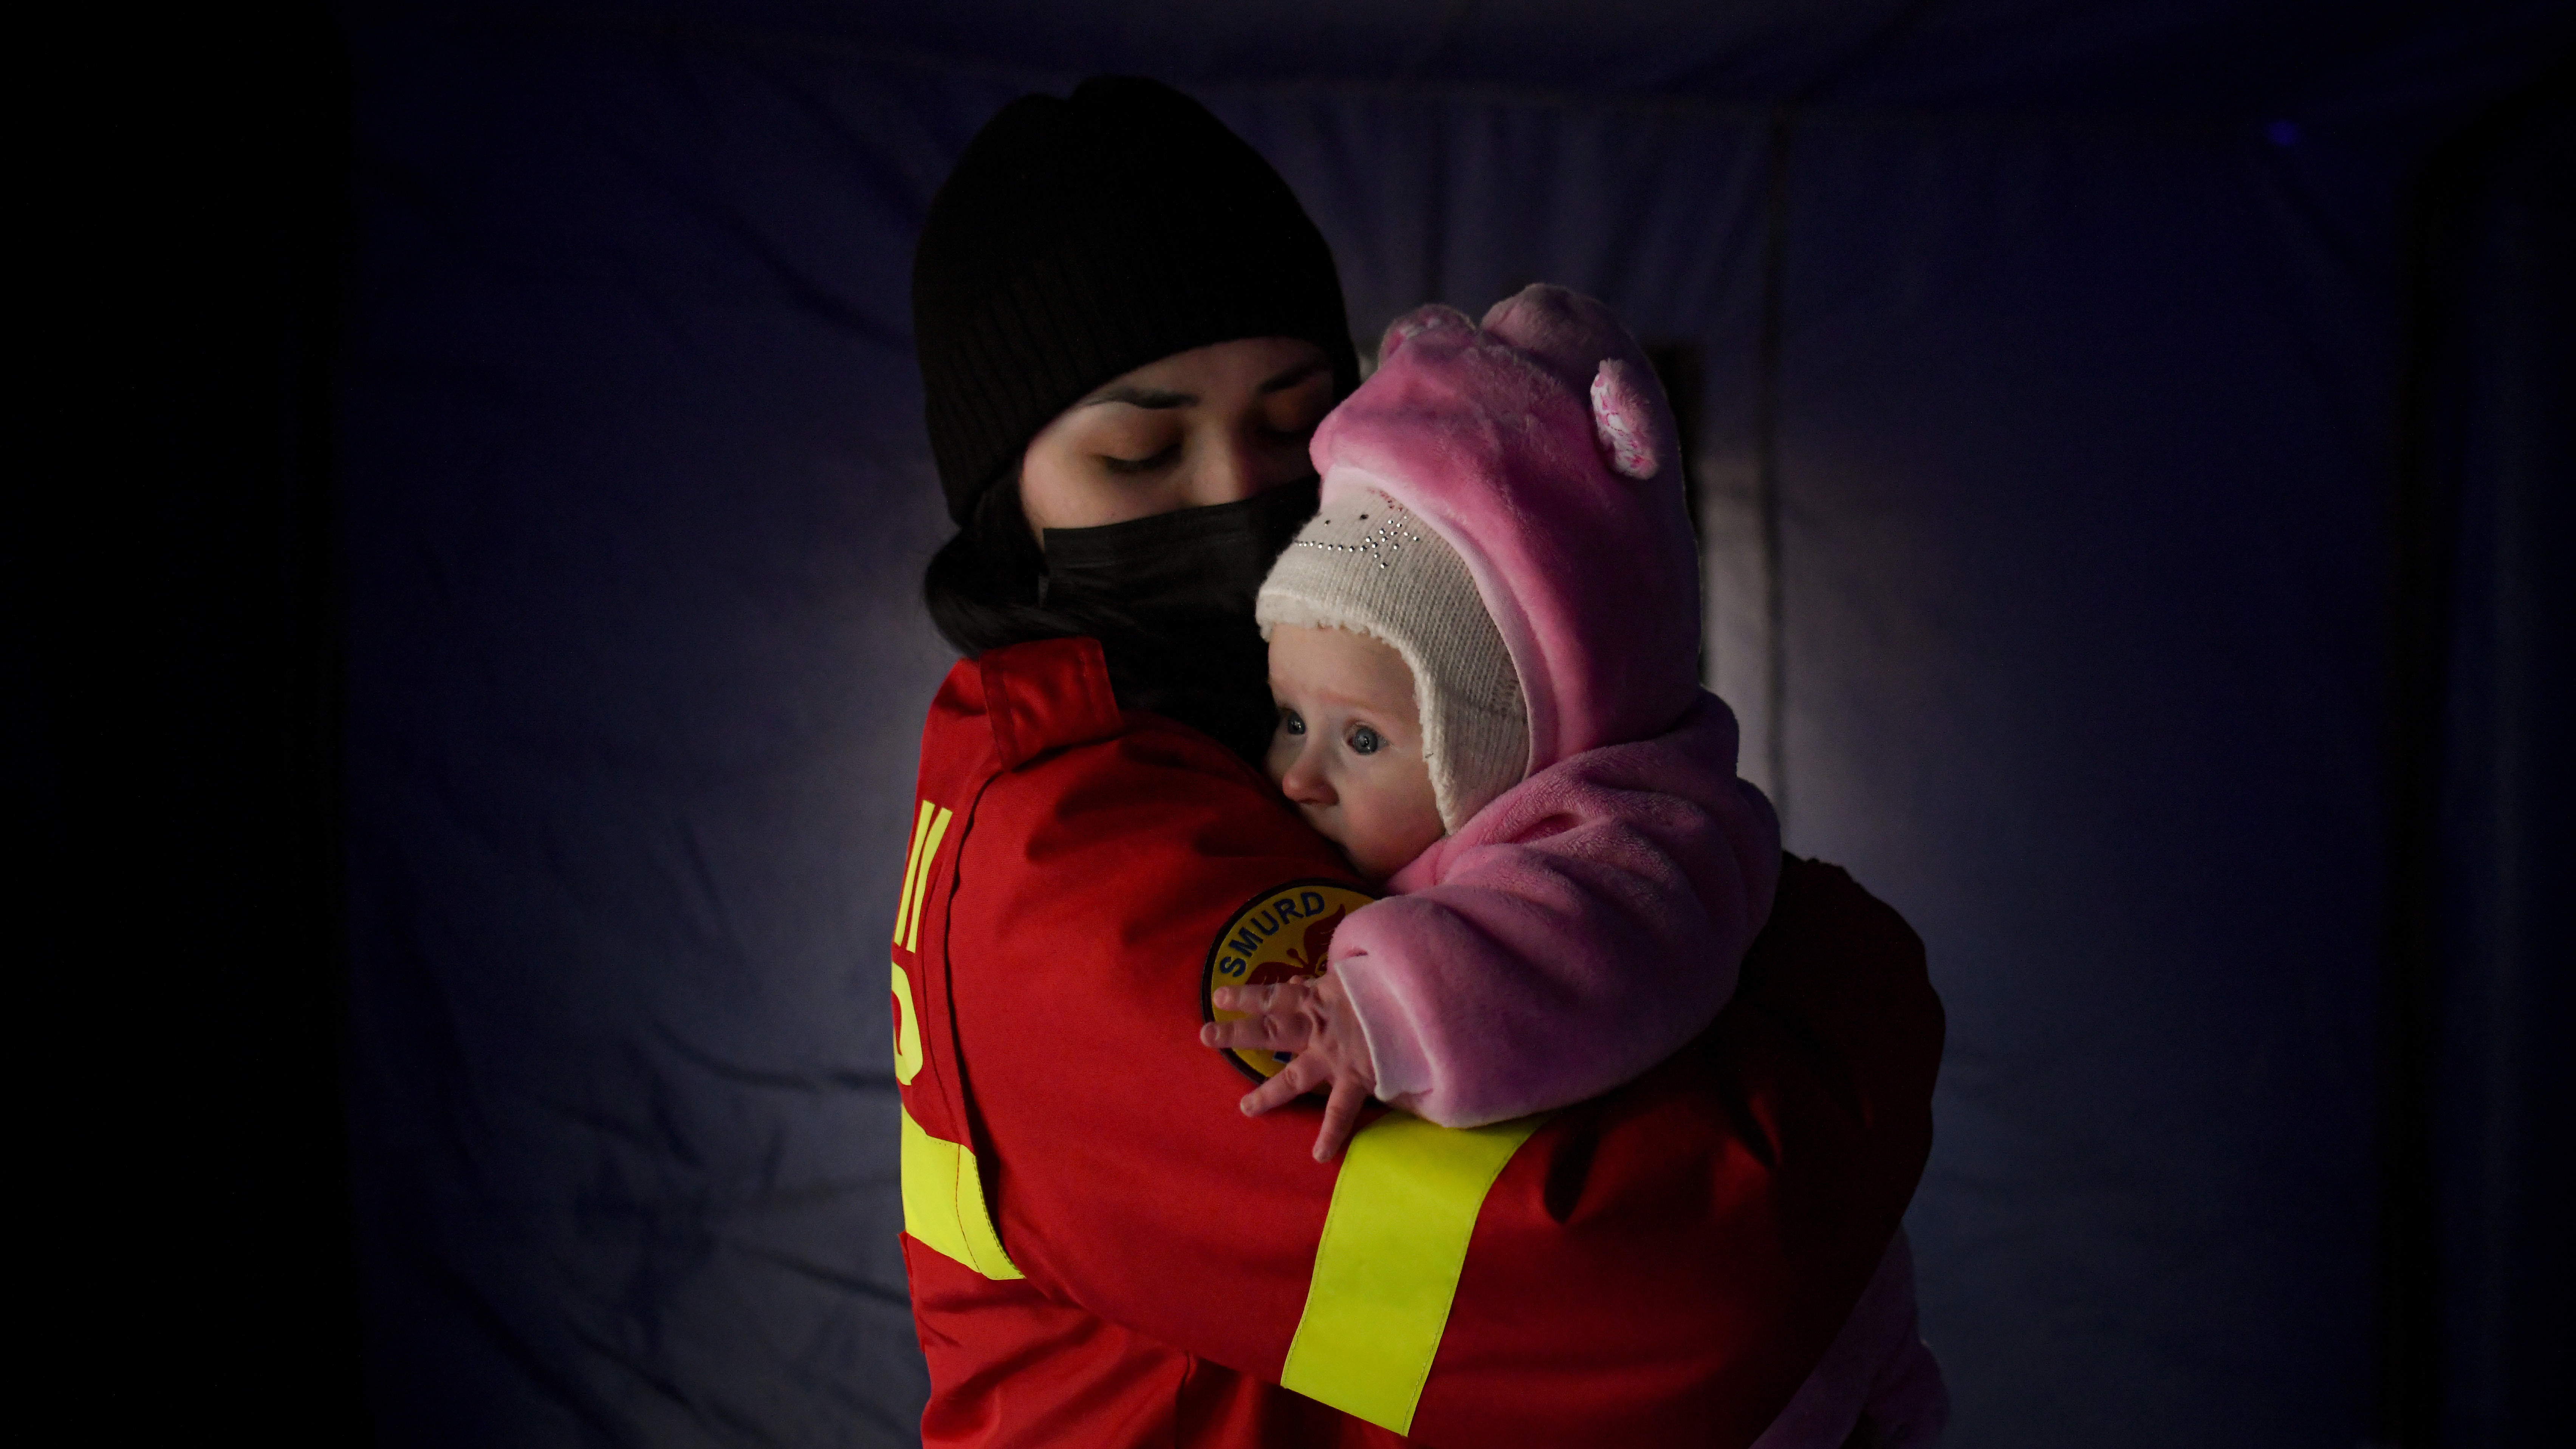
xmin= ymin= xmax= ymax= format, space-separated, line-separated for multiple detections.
xmin=1280 ymin=759 xmax=1335 ymax=806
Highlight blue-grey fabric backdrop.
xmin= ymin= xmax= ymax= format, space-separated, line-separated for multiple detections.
xmin=336 ymin=5 xmax=2568 ymax=1444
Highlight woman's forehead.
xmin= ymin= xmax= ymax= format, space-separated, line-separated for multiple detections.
xmin=1081 ymin=336 xmax=1332 ymax=408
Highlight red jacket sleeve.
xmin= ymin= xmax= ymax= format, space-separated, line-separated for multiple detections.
xmin=1421 ymin=856 xmax=1943 ymax=1446
xmin=937 ymin=692 xmax=1940 ymax=1446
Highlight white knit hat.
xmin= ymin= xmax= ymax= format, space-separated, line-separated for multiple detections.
xmin=1255 ymin=491 xmax=1529 ymax=831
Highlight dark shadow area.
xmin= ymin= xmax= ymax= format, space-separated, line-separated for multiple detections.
xmin=60 ymin=2 xmax=368 ymax=1441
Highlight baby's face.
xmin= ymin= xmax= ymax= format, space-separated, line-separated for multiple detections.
xmin=1264 ymin=625 xmax=1447 ymax=883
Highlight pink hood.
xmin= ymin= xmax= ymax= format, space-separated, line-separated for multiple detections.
xmin=1309 ymin=285 xmax=1703 ymax=773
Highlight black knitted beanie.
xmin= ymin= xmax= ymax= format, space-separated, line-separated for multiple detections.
xmin=912 ymin=77 xmax=1360 ymax=525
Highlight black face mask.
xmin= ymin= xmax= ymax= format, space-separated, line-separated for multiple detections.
xmin=1040 ymin=476 xmax=1321 ymax=763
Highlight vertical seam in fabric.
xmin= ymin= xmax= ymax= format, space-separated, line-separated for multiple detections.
xmin=1754 ymin=108 xmax=1795 ymax=834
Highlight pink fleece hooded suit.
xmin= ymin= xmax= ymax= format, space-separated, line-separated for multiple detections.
xmin=1262 ymin=285 xmax=1946 ymax=1448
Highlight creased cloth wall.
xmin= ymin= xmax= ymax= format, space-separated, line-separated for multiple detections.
xmin=344 ymin=15 xmax=2422 ymax=1446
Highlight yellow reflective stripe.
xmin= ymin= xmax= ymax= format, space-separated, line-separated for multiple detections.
xmin=893 ymin=800 xmax=937 ymax=947
xmin=1280 ymin=1111 xmax=1548 ymax=1434
xmin=899 ymin=1103 xmax=1024 ymax=1280
xmin=889 ymin=961 xmax=924 ymax=1085
xmin=905 ymin=807 xmax=954 ymax=954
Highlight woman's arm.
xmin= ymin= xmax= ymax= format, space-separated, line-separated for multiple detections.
xmin=911 ymin=641 xmax=1940 ymax=1447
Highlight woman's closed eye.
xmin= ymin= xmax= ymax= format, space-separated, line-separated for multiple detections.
xmin=1261 ymin=375 xmax=1334 ymax=440
xmin=1257 ymin=411 xmax=1324 ymax=446
xmin=1099 ymin=443 xmax=1180 ymax=475
xmin=1345 ymin=723 xmax=1384 ymax=756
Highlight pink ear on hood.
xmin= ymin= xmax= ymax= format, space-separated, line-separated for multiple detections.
xmin=1590 ymin=358 xmax=1662 ymax=480
xmin=1377 ymin=304 xmax=1475 ymax=366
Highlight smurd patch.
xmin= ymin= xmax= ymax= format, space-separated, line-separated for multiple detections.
xmin=1202 ymin=879 xmax=1378 ymax=1084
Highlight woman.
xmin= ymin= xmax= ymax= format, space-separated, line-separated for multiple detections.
xmin=891 ymin=77 xmax=1943 ymax=1447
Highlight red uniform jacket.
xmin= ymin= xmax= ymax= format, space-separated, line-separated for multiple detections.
xmin=890 ymin=638 xmax=1943 ymax=1448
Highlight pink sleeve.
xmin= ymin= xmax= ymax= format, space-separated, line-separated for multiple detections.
xmin=1331 ymin=693 xmax=1783 ymax=1127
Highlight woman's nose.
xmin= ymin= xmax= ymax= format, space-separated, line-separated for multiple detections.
xmin=1184 ymin=431 xmax=1265 ymax=507
xmin=1185 ymin=418 xmax=1304 ymax=508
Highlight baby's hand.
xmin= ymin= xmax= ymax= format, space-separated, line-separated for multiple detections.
xmin=1201 ymin=972 xmax=1378 ymax=1162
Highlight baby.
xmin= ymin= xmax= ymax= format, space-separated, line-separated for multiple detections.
xmin=1201 ymin=286 xmax=1947 ymax=1448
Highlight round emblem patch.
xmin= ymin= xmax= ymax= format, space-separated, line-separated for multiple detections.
xmin=1201 ymin=878 xmax=1378 ymax=1083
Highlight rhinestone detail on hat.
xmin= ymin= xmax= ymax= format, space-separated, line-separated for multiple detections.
xmin=1294 ymin=500 xmax=1423 ymax=571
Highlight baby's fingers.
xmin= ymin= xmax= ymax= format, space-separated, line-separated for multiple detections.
xmin=1201 ymin=987 xmax=1316 ymax=1051
xmin=1212 ymin=981 xmax=1320 ymax=1017
xmin=1237 ymin=1056 xmax=1327 ymax=1118
xmin=1209 ymin=984 xmax=1277 ymax=1015
xmin=1311 ymin=1077 xmax=1370 ymax=1163
xmin=1200 ymin=1017 xmax=1267 ymax=1049
xmin=1200 ymin=1012 xmax=1312 ymax=1052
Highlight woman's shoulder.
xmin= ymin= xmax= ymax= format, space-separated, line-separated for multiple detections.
xmin=1737 ymin=854 xmax=1944 ymax=1097
xmin=923 ymin=637 xmax=1331 ymax=866
xmin=926 ymin=641 xmax=1361 ymax=997
xmin=1763 ymin=855 xmax=1921 ymax=957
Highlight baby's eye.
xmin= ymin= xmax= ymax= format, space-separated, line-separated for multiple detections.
xmin=1279 ymin=707 xmax=1306 ymax=737
xmin=1347 ymin=724 xmax=1384 ymax=756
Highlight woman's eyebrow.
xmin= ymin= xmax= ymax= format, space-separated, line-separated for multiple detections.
xmin=1082 ymin=385 xmax=1195 ymax=409
xmin=1256 ymin=358 xmax=1330 ymax=394
xmin=1082 ymin=357 xmax=1325 ymax=408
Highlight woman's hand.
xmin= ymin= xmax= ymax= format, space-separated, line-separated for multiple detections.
xmin=1201 ymin=972 xmax=1378 ymax=1162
